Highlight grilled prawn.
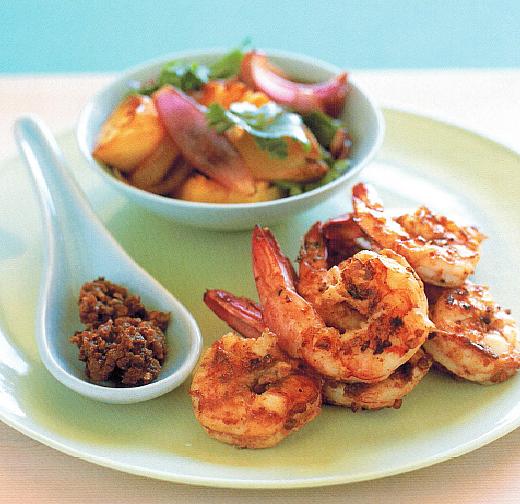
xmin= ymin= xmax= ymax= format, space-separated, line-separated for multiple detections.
xmin=252 ymin=226 xmax=433 ymax=383
xmin=352 ymin=183 xmax=486 ymax=287
xmin=424 ymin=282 xmax=520 ymax=384
xmin=190 ymin=331 xmax=321 ymax=448
xmin=204 ymin=288 xmax=432 ymax=410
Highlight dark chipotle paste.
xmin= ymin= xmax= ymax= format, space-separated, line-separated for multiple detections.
xmin=70 ymin=277 xmax=170 ymax=386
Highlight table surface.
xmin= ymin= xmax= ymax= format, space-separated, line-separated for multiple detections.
xmin=1 ymin=70 xmax=520 ymax=503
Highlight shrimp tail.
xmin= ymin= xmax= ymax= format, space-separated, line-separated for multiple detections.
xmin=252 ymin=225 xmax=297 ymax=295
xmin=253 ymin=225 xmax=321 ymax=358
xmin=352 ymin=182 xmax=384 ymax=211
xmin=203 ymin=289 xmax=264 ymax=339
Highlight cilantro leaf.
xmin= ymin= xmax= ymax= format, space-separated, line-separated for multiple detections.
xmin=208 ymin=50 xmax=243 ymax=79
xmin=206 ymin=102 xmax=311 ymax=159
xmin=127 ymin=78 xmax=159 ymax=96
xmin=158 ymin=61 xmax=210 ymax=91
xmin=209 ymin=38 xmax=251 ymax=79
xmin=272 ymin=180 xmax=305 ymax=197
xmin=302 ymin=110 xmax=343 ymax=148
xmin=254 ymin=137 xmax=288 ymax=159
xmin=205 ymin=104 xmax=232 ymax=133
xmin=134 ymin=61 xmax=210 ymax=95
xmin=133 ymin=40 xmax=251 ymax=95
xmin=273 ymin=158 xmax=351 ymax=196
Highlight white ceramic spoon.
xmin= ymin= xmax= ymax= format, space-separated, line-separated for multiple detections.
xmin=14 ymin=116 xmax=202 ymax=403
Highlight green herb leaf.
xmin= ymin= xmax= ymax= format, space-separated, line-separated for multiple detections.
xmin=127 ymin=79 xmax=160 ymax=97
xmin=133 ymin=39 xmax=252 ymax=95
xmin=209 ymin=38 xmax=251 ymax=79
xmin=302 ymin=110 xmax=343 ymax=147
xmin=272 ymin=180 xmax=305 ymax=197
xmin=205 ymin=104 xmax=231 ymax=132
xmin=208 ymin=50 xmax=243 ymax=79
xmin=254 ymin=137 xmax=289 ymax=159
xmin=206 ymin=102 xmax=311 ymax=159
xmin=273 ymin=158 xmax=350 ymax=196
xmin=158 ymin=61 xmax=210 ymax=92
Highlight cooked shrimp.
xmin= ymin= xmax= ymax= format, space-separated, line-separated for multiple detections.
xmin=323 ymin=348 xmax=432 ymax=410
xmin=253 ymin=226 xmax=433 ymax=382
xmin=351 ymin=183 xmax=486 ymax=287
xmin=298 ymin=225 xmax=433 ymax=406
xmin=190 ymin=331 xmax=322 ymax=448
xmin=204 ymin=288 xmax=433 ymax=411
xmin=298 ymin=221 xmax=365 ymax=332
xmin=322 ymin=213 xmax=374 ymax=266
xmin=424 ymin=282 xmax=520 ymax=384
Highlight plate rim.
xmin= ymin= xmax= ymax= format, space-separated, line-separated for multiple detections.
xmin=1 ymin=106 xmax=520 ymax=489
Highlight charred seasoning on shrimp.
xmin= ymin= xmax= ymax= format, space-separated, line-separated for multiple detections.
xmin=323 ymin=348 xmax=432 ymax=410
xmin=352 ymin=183 xmax=486 ymax=287
xmin=252 ymin=226 xmax=433 ymax=383
xmin=297 ymin=221 xmax=366 ymax=333
xmin=190 ymin=331 xmax=322 ymax=448
xmin=204 ymin=288 xmax=433 ymax=411
xmin=424 ymin=282 xmax=520 ymax=384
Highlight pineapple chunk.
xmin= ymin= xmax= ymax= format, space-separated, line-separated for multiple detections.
xmin=129 ymin=135 xmax=180 ymax=189
xmin=145 ymin=159 xmax=193 ymax=196
xmin=175 ymin=174 xmax=283 ymax=203
xmin=195 ymin=80 xmax=270 ymax=109
xmin=93 ymin=95 xmax=165 ymax=172
xmin=226 ymin=127 xmax=328 ymax=182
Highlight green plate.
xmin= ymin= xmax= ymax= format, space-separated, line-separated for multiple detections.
xmin=1 ymin=109 xmax=519 ymax=488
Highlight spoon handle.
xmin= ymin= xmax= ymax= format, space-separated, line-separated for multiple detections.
xmin=14 ymin=114 xmax=115 ymax=318
xmin=14 ymin=115 xmax=99 ymax=235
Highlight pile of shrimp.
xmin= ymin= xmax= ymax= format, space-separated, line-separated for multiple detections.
xmin=191 ymin=182 xmax=520 ymax=449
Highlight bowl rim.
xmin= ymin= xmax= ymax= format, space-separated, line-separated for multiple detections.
xmin=76 ymin=47 xmax=385 ymax=210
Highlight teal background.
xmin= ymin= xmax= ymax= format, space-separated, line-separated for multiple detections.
xmin=3 ymin=0 xmax=520 ymax=73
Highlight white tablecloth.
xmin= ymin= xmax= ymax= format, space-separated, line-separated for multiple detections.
xmin=1 ymin=70 xmax=520 ymax=503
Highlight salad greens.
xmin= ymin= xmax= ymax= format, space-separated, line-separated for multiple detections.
xmin=206 ymin=102 xmax=311 ymax=159
xmin=136 ymin=40 xmax=250 ymax=95
xmin=158 ymin=61 xmax=210 ymax=92
xmin=302 ymin=110 xmax=343 ymax=147
xmin=274 ymin=158 xmax=350 ymax=196
xmin=208 ymin=37 xmax=251 ymax=79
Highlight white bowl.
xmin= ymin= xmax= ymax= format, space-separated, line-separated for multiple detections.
xmin=77 ymin=49 xmax=384 ymax=231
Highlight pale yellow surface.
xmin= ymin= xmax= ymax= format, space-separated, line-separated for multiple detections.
xmin=1 ymin=71 xmax=520 ymax=503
